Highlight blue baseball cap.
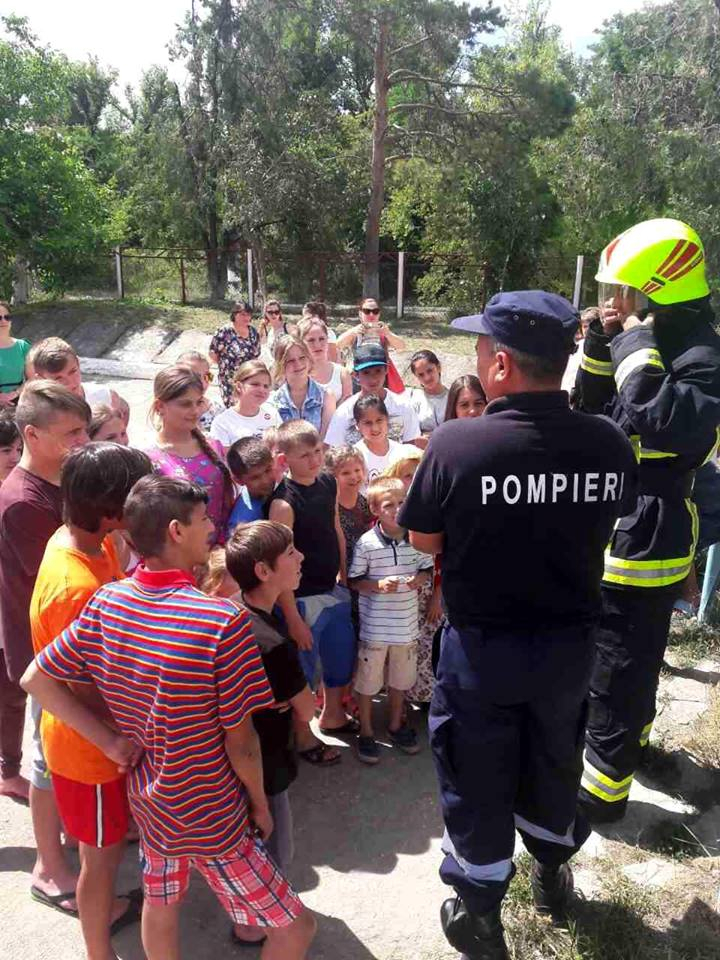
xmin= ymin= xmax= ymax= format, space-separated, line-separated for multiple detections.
xmin=451 ymin=290 xmax=579 ymax=357
xmin=353 ymin=341 xmax=388 ymax=370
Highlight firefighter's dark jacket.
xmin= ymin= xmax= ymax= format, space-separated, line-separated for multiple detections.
xmin=574 ymin=300 xmax=720 ymax=588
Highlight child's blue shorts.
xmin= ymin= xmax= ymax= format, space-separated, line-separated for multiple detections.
xmin=296 ymin=584 xmax=356 ymax=688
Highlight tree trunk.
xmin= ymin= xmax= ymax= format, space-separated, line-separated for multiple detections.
xmin=251 ymin=238 xmax=268 ymax=304
xmin=205 ymin=211 xmax=228 ymax=301
xmin=363 ymin=18 xmax=389 ymax=300
xmin=12 ymin=256 xmax=29 ymax=304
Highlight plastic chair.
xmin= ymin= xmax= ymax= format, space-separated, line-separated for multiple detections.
xmin=698 ymin=541 xmax=720 ymax=622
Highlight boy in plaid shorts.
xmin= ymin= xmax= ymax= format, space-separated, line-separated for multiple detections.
xmin=22 ymin=475 xmax=315 ymax=959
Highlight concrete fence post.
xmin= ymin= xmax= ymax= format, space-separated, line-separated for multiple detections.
xmin=246 ymin=248 xmax=254 ymax=307
xmin=397 ymin=251 xmax=405 ymax=319
xmin=572 ymin=255 xmax=585 ymax=309
xmin=114 ymin=246 xmax=125 ymax=300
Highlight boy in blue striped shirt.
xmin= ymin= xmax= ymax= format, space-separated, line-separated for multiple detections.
xmin=349 ymin=477 xmax=433 ymax=764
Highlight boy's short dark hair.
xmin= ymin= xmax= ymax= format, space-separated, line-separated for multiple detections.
xmin=353 ymin=394 xmax=388 ymax=424
xmin=0 ymin=409 xmax=20 ymax=447
xmin=276 ymin=419 xmax=320 ymax=454
xmin=227 ymin=436 xmax=272 ymax=479
xmin=124 ymin=475 xmax=209 ymax=558
xmin=61 ymin=442 xmax=153 ymax=533
xmin=28 ymin=337 xmax=78 ymax=375
xmin=225 ymin=520 xmax=293 ymax=591
xmin=16 ymin=380 xmax=91 ymax=433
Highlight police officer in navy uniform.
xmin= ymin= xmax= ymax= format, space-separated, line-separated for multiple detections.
xmin=398 ymin=291 xmax=638 ymax=960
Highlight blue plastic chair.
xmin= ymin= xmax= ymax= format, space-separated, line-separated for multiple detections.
xmin=698 ymin=542 xmax=720 ymax=622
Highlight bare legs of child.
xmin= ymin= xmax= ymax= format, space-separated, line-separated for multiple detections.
xmin=144 ymin=901 xmax=316 ymax=960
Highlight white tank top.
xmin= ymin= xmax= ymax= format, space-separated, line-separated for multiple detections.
xmin=316 ymin=362 xmax=344 ymax=401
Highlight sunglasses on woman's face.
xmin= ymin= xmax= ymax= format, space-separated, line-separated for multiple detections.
xmin=362 ymin=307 xmax=380 ymax=315
xmin=266 ymin=309 xmax=281 ymax=316
xmin=0 ymin=314 xmax=11 ymax=321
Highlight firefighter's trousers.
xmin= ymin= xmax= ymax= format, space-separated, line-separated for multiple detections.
xmin=580 ymin=585 xmax=677 ymax=821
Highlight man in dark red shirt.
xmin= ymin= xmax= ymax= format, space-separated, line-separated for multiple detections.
xmin=0 ymin=380 xmax=89 ymax=912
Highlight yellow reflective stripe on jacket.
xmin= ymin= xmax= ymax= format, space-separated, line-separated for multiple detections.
xmin=615 ymin=348 xmax=665 ymax=390
xmin=582 ymin=757 xmax=633 ymax=803
xmin=639 ymin=722 xmax=653 ymax=748
xmin=639 ymin=447 xmax=678 ymax=460
xmin=581 ymin=354 xmax=614 ymax=376
xmin=702 ymin=426 xmax=720 ymax=465
xmin=603 ymin=500 xmax=699 ymax=588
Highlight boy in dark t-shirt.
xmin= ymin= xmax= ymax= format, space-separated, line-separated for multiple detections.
xmin=224 ymin=520 xmax=316 ymax=947
xmin=268 ymin=421 xmax=357 ymax=765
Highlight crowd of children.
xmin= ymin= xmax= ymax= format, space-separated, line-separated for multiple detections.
xmin=0 ymin=300 xmax=487 ymax=959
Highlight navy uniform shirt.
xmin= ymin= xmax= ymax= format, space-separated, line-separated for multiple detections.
xmin=398 ymin=391 xmax=638 ymax=629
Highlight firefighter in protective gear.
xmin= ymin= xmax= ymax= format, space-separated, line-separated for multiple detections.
xmin=575 ymin=218 xmax=720 ymax=822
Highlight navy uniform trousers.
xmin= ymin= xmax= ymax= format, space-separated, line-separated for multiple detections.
xmin=430 ymin=623 xmax=593 ymax=914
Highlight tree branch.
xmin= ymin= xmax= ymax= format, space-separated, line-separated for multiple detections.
xmin=388 ymin=33 xmax=433 ymax=57
xmin=387 ymin=68 xmax=516 ymax=100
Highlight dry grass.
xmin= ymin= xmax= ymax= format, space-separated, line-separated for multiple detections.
xmin=685 ymin=686 xmax=720 ymax=769
xmin=498 ymin=853 xmax=720 ymax=960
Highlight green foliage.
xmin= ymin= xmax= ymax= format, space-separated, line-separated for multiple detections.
xmin=0 ymin=18 xmax=121 ymax=296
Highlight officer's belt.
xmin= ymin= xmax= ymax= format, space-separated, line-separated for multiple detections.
xmin=639 ymin=470 xmax=695 ymax=499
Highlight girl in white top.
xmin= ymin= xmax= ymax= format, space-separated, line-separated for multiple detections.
xmin=408 ymin=349 xmax=450 ymax=435
xmin=210 ymin=359 xmax=281 ymax=448
xmin=352 ymin=394 xmax=417 ymax=494
xmin=297 ymin=316 xmax=352 ymax=403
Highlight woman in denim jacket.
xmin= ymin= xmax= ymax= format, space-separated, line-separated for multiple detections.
xmin=271 ymin=335 xmax=336 ymax=439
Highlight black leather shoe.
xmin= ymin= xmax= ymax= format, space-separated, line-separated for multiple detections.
xmin=440 ymin=896 xmax=510 ymax=960
xmin=530 ymin=861 xmax=574 ymax=916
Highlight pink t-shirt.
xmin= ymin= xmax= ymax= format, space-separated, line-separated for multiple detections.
xmin=145 ymin=439 xmax=228 ymax=544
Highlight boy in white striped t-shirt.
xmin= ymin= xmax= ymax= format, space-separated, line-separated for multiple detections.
xmin=348 ymin=477 xmax=433 ymax=764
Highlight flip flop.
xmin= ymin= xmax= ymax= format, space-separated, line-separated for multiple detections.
xmin=110 ymin=896 xmax=142 ymax=936
xmin=231 ymin=928 xmax=268 ymax=948
xmin=298 ymin=743 xmax=342 ymax=766
xmin=319 ymin=718 xmax=360 ymax=736
xmin=30 ymin=885 xmax=78 ymax=917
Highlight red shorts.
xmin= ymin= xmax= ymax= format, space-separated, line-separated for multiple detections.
xmin=51 ymin=773 xmax=129 ymax=848
xmin=139 ymin=832 xmax=302 ymax=927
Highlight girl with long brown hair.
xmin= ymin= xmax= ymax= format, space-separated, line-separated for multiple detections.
xmin=145 ymin=365 xmax=234 ymax=544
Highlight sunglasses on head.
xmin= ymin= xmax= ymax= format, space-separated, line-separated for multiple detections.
xmin=362 ymin=307 xmax=380 ymax=315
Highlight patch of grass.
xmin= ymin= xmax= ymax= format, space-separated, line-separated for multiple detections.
xmin=638 ymin=818 xmax=707 ymax=861
xmin=500 ymin=853 xmax=719 ymax=959
xmin=666 ymin=617 xmax=720 ymax=666
xmin=12 ymin=297 xmax=475 ymax=358
xmin=684 ymin=686 xmax=720 ymax=769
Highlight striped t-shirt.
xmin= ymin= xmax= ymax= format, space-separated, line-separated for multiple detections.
xmin=349 ymin=525 xmax=433 ymax=645
xmin=35 ymin=566 xmax=274 ymax=857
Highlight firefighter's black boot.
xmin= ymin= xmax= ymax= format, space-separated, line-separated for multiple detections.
xmin=440 ymin=896 xmax=509 ymax=960
xmin=530 ymin=861 xmax=574 ymax=917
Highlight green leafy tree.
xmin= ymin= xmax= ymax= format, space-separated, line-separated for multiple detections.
xmin=0 ymin=18 xmax=121 ymax=297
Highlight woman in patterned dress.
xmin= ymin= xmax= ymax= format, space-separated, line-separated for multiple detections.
xmin=209 ymin=301 xmax=261 ymax=406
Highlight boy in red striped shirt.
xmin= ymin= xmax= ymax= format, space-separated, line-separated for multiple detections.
xmin=22 ymin=475 xmax=315 ymax=960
